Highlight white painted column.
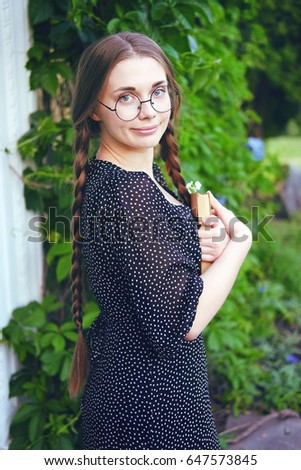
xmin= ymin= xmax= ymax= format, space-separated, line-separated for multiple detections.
xmin=0 ymin=0 xmax=43 ymax=449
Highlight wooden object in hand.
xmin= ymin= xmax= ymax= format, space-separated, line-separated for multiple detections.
xmin=190 ymin=192 xmax=211 ymax=273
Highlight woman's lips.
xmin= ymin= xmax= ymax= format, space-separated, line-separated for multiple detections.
xmin=131 ymin=125 xmax=158 ymax=135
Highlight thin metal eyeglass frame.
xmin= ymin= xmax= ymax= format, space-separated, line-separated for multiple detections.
xmin=97 ymin=87 xmax=176 ymax=122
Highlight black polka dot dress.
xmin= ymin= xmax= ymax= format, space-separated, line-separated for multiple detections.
xmin=79 ymin=155 xmax=221 ymax=450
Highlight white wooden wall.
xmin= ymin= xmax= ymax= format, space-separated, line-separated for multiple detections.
xmin=0 ymin=0 xmax=43 ymax=449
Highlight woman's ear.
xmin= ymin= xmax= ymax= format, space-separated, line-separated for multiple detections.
xmin=90 ymin=110 xmax=101 ymax=122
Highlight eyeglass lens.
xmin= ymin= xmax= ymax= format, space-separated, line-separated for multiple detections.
xmin=116 ymin=86 xmax=175 ymax=121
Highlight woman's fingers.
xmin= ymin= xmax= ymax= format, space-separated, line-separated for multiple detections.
xmin=207 ymin=191 xmax=252 ymax=241
xmin=198 ymin=215 xmax=225 ymax=237
xmin=198 ymin=226 xmax=225 ymax=240
xmin=208 ymin=192 xmax=233 ymax=219
xmin=198 ymin=204 xmax=231 ymax=261
xmin=201 ymin=252 xmax=217 ymax=262
xmin=207 ymin=192 xmax=236 ymax=232
xmin=201 ymin=214 xmax=219 ymax=228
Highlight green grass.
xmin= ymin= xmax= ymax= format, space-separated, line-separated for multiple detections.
xmin=265 ymin=136 xmax=301 ymax=166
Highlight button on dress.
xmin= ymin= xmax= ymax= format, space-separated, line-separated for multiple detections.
xmin=79 ymin=155 xmax=220 ymax=450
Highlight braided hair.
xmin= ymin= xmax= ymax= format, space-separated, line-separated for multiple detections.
xmin=68 ymin=32 xmax=191 ymax=399
xmin=160 ymin=120 xmax=191 ymax=206
xmin=68 ymin=122 xmax=91 ymax=399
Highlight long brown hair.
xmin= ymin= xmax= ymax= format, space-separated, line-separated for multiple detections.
xmin=69 ymin=32 xmax=191 ymax=399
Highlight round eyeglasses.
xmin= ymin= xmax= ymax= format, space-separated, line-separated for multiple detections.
xmin=97 ymin=85 xmax=177 ymax=122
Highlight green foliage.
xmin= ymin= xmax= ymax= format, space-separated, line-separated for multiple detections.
xmin=3 ymin=295 xmax=99 ymax=449
xmin=254 ymin=215 xmax=301 ymax=318
xmin=204 ymin=216 xmax=301 ymax=415
xmin=3 ymin=297 xmax=77 ymax=450
xmin=257 ymin=331 xmax=301 ymax=412
xmin=3 ymin=0 xmax=299 ymax=449
xmin=240 ymin=0 xmax=301 ymax=135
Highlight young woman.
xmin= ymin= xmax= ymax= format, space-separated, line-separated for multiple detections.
xmin=69 ymin=32 xmax=252 ymax=450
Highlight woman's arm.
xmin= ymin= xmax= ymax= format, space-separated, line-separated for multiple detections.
xmin=184 ymin=192 xmax=253 ymax=340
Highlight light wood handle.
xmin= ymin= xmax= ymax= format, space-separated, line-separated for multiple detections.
xmin=190 ymin=192 xmax=211 ymax=273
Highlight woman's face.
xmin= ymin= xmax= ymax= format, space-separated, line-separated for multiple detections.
xmin=93 ymin=57 xmax=171 ymax=153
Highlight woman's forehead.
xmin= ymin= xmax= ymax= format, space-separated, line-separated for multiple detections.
xmin=105 ymin=57 xmax=167 ymax=91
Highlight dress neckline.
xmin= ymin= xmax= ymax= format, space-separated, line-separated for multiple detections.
xmin=90 ymin=156 xmax=189 ymax=210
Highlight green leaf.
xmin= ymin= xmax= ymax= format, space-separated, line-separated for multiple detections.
xmin=17 ymin=132 xmax=40 ymax=158
xmin=39 ymin=63 xmax=59 ymax=96
xmin=30 ymin=439 xmax=47 ymax=450
xmin=29 ymin=0 xmax=55 ymax=25
xmin=9 ymin=369 xmax=31 ymax=398
xmin=161 ymin=43 xmax=179 ymax=60
xmin=43 ymin=323 xmax=59 ymax=333
xmin=47 ymin=242 xmax=71 ymax=265
xmin=2 ymin=320 xmax=24 ymax=346
xmin=60 ymin=355 xmax=72 ymax=382
xmin=52 ymin=335 xmax=66 ymax=353
xmin=124 ymin=10 xmax=148 ymax=26
xmin=12 ymin=403 xmax=38 ymax=424
xmin=107 ymin=18 xmax=121 ymax=34
xmin=50 ymin=22 xmax=78 ymax=49
xmin=42 ymin=294 xmax=63 ymax=314
xmin=8 ymin=430 xmax=29 ymax=450
xmin=173 ymin=8 xmax=192 ymax=30
xmin=196 ymin=3 xmax=214 ymax=24
xmin=41 ymin=350 xmax=65 ymax=376
xmin=27 ymin=44 xmax=49 ymax=61
xmin=39 ymin=332 xmax=58 ymax=349
xmin=58 ymin=435 xmax=74 ymax=450
xmin=115 ymin=4 xmax=124 ymax=17
xmin=187 ymin=35 xmax=198 ymax=53
xmin=56 ymin=254 xmax=72 ymax=282
xmin=65 ymin=127 xmax=75 ymax=146
xmin=221 ymin=331 xmax=245 ymax=349
xmin=37 ymin=116 xmax=60 ymax=136
xmin=29 ymin=413 xmax=45 ymax=442
xmin=207 ymin=329 xmax=223 ymax=351
xmin=151 ymin=2 xmax=167 ymax=21
xmin=60 ymin=321 xmax=76 ymax=333
xmin=62 ymin=331 xmax=78 ymax=342
xmin=31 ymin=62 xmax=72 ymax=96
xmin=13 ymin=301 xmax=46 ymax=328
xmin=54 ymin=62 xmax=73 ymax=80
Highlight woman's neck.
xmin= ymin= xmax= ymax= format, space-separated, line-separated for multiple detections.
xmin=96 ymin=141 xmax=155 ymax=177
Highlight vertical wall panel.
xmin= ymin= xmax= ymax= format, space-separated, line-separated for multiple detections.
xmin=0 ymin=0 xmax=43 ymax=449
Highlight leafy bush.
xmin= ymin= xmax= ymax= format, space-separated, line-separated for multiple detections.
xmin=3 ymin=296 xmax=99 ymax=449
xmin=205 ymin=216 xmax=301 ymax=415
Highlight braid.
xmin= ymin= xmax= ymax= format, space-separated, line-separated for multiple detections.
xmin=68 ymin=122 xmax=90 ymax=399
xmin=160 ymin=120 xmax=191 ymax=207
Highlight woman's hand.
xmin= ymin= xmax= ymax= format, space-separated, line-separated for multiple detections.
xmin=198 ymin=210 xmax=230 ymax=262
xmin=208 ymin=191 xmax=252 ymax=242
xmin=198 ymin=191 xmax=252 ymax=263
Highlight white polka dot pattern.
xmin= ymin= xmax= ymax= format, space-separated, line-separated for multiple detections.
xmin=79 ymin=155 xmax=220 ymax=450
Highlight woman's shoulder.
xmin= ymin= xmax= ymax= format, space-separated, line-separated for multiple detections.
xmin=85 ymin=156 xmax=173 ymax=216
xmin=87 ymin=155 xmax=167 ymax=192
xmin=152 ymin=160 xmax=168 ymax=187
xmin=82 ymin=156 xmax=118 ymax=213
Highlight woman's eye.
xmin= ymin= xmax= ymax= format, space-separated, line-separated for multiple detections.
xmin=119 ymin=94 xmax=134 ymax=103
xmin=153 ymin=87 xmax=167 ymax=97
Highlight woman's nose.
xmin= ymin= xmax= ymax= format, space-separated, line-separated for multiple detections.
xmin=138 ymin=98 xmax=156 ymax=119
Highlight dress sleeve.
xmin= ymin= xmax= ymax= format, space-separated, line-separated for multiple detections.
xmin=109 ymin=171 xmax=203 ymax=358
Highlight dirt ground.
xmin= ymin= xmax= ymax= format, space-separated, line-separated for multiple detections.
xmin=218 ymin=410 xmax=301 ymax=450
